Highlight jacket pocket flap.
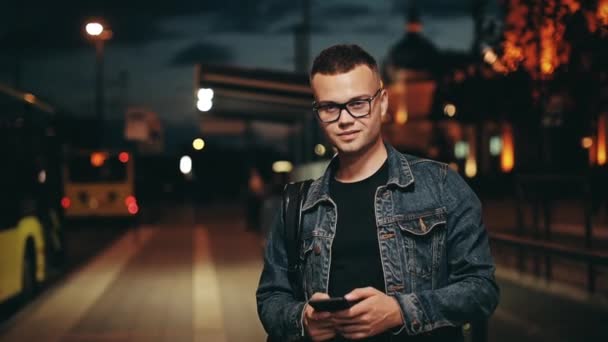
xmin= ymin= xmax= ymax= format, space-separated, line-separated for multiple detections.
xmin=398 ymin=208 xmax=447 ymax=236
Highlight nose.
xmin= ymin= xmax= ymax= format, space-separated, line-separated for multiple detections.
xmin=337 ymin=107 xmax=355 ymax=126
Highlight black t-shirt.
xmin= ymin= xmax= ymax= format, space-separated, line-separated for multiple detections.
xmin=328 ymin=159 xmax=389 ymax=342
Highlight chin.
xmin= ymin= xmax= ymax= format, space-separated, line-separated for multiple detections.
xmin=332 ymin=135 xmax=381 ymax=156
xmin=333 ymin=141 xmax=363 ymax=155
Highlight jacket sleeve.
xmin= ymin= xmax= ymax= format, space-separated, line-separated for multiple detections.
xmin=256 ymin=200 xmax=307 ymax=341
xmin=392 ymin=166 xmax=500 ymax=335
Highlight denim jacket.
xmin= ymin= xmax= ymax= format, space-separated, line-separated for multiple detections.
xmin=257 ymin=143 xmax=499 ymax=341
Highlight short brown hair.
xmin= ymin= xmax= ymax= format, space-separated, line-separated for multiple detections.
xmin=310 ymin=44 xmax=379 ymax=80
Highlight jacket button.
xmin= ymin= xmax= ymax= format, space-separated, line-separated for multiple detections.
xmin=313 ymin=245 xmax=321 ymax=255
xmin=412 ymin=320 xmax=421 ymax=331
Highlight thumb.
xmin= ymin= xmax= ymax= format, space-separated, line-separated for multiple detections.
xmin=310 ymin=292 xmax=330 ymax=300
xmin=344 ymin=287 xmax=378 ymax=302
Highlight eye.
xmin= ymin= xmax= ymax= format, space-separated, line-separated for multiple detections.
xmin=348 ymin=100 xmax=367 ymax=109
xmin=320 ymin=104 xmax=340 ymax=113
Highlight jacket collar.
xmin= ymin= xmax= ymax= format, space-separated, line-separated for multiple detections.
xmin=302 ymin=142 xmax=415 ymax=211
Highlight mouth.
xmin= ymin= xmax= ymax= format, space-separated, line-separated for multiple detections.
xmin=337 ymin=130 xmax=360 ymax=140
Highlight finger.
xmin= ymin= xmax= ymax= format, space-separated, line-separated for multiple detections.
xmin=309 ymin=326 xmax=336 ymax=337
xmin=331 ymin=302 xmax=367 ymax=319
xmin=309 ymin=321 xmax=335 ymax=330
xmin=310 ymin=292 xmax=331 ymax=300
xmin=307 ymin=323 xmax=334 ymax=340
xmin=341 ymin=332 xmax=370 ymax=340
xmin=338 ymin=323 xmax=368 ymax=334
xmin=331 ymin=315 xmax=364 ymax=325
xmin=305 ymin=304 xmax=330 ymax=321
xmin=310 ymin=311 xmax=332 ymax=320
xmin=319 ymin=332 xmax=336 ymax=341
xmin=319 ymin=324 xmax=336 ymax=331
xmin=310 ymin=331 xmax=336 ymax=342
xmin=344 ymin=287 xmax=378 ymax=302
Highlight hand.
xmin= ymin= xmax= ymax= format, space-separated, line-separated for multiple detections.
xmin=304 ymin=293 xmax=337 ymax=342
xmin=331 ymin=287 xmax=404 ymax=340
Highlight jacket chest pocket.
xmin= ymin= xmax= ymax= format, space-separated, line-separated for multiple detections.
xmin=398 ymin=208 xmax=447 ymax=280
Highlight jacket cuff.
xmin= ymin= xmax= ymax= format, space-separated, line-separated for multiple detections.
xmin=286 ymin=301 xmax=307 ymax=341
xmin=390 ymin=295 xmax=407 ymax=335
xmin=392 ymin=293 xmax=431 ymax=335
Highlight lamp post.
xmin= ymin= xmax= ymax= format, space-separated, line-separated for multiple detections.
xmin=85 ymin=21 xmax=112 ymax=144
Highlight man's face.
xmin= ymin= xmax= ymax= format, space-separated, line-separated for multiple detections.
xmin=311 ymin=65 xmax=387 ymax=156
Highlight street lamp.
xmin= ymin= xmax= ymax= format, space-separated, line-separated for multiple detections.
xmin=85 ymin=22 xmax=104 ymax=36
xmin=192 ymin=138 xmax=205 ymax=151
xmin=84 ymin=20 xmax=112 ymax=144
xmin=196 ymin=88 xmax=214 ymax=112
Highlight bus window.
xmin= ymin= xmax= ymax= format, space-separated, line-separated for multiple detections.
xmin=0 ymin=164 xmax=20 ymax=230
xmin=68 ymin=155 xmax=127 ymax=183
xmin=62 ymin=151 xmax=136 ymax=218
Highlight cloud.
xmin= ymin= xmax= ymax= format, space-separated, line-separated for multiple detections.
xmin=170 ymin=42 xmax=234 ymax=67
xmin=0 ymin=12 xmax=180 ymax=58
xmin=317 ymin=4 xmax=373 ymax=18
xmin=268 ymin=3 xmax=374 ymax=34
xmin=0 ymin=0 xmax=480 ymax=57
xmin=272 ymin=22 xmax=330 ymax=35
xmin=351 ymin=23 xmax=391 ymax=34
xmin=390 ymin=0 xmax=474 ymax=18
xmin=200 ymin=2 xmax=301 ymax=34
xmin=1 ymin=1 xmax=389 ymax=48
xmin=0 ymin=0 xmax=299 ymax=56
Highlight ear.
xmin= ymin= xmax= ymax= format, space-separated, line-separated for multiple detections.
xmin=379 ymin=88 xmax=389 ymax=119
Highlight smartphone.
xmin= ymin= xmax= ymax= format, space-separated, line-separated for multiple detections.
xmin=308 ymin=297 xmax=355 ymax=312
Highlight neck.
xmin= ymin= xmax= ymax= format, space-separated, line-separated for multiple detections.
xmin=335 ymin=139 xmax=387 ymax=183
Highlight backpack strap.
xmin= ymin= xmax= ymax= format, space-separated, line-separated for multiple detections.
xmin=282 ymin=180 xmax=313 ymax=283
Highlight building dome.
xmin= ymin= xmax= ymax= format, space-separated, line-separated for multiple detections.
xmin=381 ymin=4 xmax=440 ymax=150
xmin=383 ymin=6 xmax=440 ymax=78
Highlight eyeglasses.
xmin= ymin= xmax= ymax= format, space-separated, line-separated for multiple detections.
xmin=313 ymin=88 xmax=383 ymax=123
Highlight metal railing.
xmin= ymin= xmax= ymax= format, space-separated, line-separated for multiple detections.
xmin=493 ymin=173 xmax=607 ymax=293
xmin=490 ymin=232 xmax=608 ymax=292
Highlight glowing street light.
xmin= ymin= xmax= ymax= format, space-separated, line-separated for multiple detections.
xmin=192 ymin=138 xmax=205 ymax=151
xmin=465 ymin=156 xmax=477 ymax=178
xmin=197 ymin=88 xmax=214 ymax=100
xmin=489 ymin=136 xmax=503 ymax=156
xmin=454 ymin=141 xmax=469 ymax=160
xmin=272 ymin=161 xmax=293 ymax=173
xmin=196 ymin=88 xmax=214 ymax=112
xmin=24 ymin=93 xmax=36 ymax=104
xmin=180 ymin=155 xmax=193 ymax=174
xmin=598 ymin=114 xmax=607 ymax=166
xmin=483 ymin=47 xmax=498 ymax=65
xmin=444 ymin=103 xmax=456 ymax=117
xmin=85 ymin=22 xmax=104 ymax=36
xmin=395 ymin=106 xmax=408 ymax=125
xmin=501 ymin=124 xmax=515 ymax=173
xmin=581 ymin=137 xmax=593 ymax=149
xmin=314 ymin=144 xmax=326 ymax=156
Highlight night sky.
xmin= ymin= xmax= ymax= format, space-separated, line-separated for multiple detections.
xmin=0 ymin=0 xmax=501 ymax=125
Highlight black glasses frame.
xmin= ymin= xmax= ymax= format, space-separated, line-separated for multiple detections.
xmin=313 ymin=88 xmax=383 ymax=123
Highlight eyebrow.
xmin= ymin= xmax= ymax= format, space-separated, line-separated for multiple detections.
xmin=315 ymin=93 xmax=374 ymax=106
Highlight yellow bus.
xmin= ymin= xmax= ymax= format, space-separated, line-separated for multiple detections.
xmin=0 ymin=84 xmax=64 ymax=304
xmin=62 ymin=150 xmax=139 ymax=219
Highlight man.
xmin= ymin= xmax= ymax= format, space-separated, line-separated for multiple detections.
xmin=257 ymin=44 xmax=499 ymax=341
xmin=247 ymin=167 xmax=265 ymax=232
